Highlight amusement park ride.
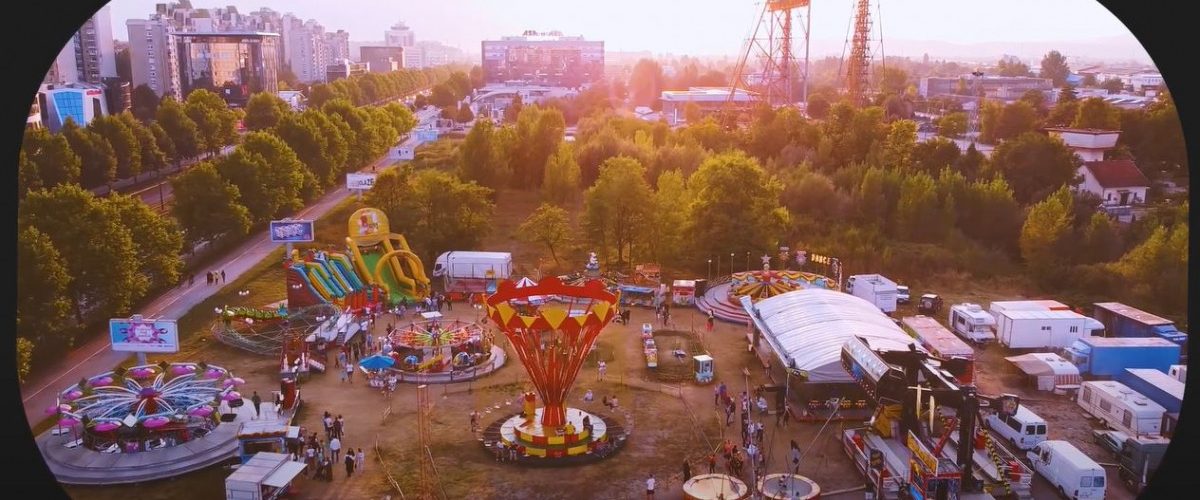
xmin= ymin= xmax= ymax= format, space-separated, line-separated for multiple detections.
xmin=840 ymin=337 xmax=1034 ymax=499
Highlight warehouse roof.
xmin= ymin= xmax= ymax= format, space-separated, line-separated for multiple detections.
xmin=741 ymin=289 xmax=920 ymax=383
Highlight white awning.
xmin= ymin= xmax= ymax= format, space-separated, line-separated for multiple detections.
xmin=742 ymin=289 xmax=920 ymax=383
xmin=263 ymin=461 xmax=307 ymax=488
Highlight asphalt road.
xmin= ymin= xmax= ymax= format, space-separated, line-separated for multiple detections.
xmin=21 ymin=110 xmax=440 ymax=428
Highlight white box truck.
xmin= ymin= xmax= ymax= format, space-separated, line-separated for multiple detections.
xmin=949 ymin=303 xmax=997 ymax=343
xmin=845 ymin=274 xmax=898 ymax=314
xmin=992 ymin=308 xmax=1103 ymax=350
xmin=1027 ymin=440 xmax=1107 ymax=500
xmin=431 ymin=251 xmax=512 ymax=296
xmin=1077 ymin=380 xmax=1165 ymax=437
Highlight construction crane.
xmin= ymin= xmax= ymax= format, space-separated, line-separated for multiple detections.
xmin=724 ymin=0 xmax=812 ymax=124
xmin=841 ymin=337 xmax=1033 ymax=499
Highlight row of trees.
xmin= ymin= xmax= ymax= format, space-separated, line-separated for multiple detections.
xmin=306 ymin=66 xmax=459 ymax=109
xmin=20 ymin=88 xmax=239 ymax=195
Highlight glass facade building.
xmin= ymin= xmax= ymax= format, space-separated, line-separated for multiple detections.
xmin=175 ymin=32 xmax=279 ymax=107
xmin=482 ymin=34 xmax=604 ymax=87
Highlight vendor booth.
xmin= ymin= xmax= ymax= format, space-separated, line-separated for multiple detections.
xmin=225 ymin=452 xmax=306 ymax=500
xmin=1005 ymin=352 xmax=1083 ymax=392
xmin=618 ymin=285 xmax=657 ymax=308
xmin=672 ymin=280 xmax=697 ymax=306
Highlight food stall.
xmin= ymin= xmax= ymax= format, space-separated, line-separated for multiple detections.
xmin=225 ymin=452 xmax=306 ymax=500
xmin=618 ymin=285 xmax=657 ymax=308
xmin=672 ymin=280 xmax=697 ymax=306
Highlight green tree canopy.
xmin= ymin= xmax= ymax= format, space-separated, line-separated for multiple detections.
xmin=90 ymin=114 xmax=143 ymax=181
xmin=996 ymin=57 xmax=1031 ymax=77
xmin=912 ymin=138 xmax=961 ymax=176
xmin=1019 ymin=186 xmax=1075 ymax=287
xmin=184 ymin=89 xmax=239 ymax=155
xmin=16 ymin=225 xmax=74 ymax=366
xmin=518 ymin=203 xmax=572 ymax=266
xmin=542 ymin=142 xmax=581 ymax=205
xmin=21 ymin=127 xmax=80 ymax=188
xmin=686 ymin=152 xmax=788 ymax=263
xmin=275 ymin=110 xmax=349 ymax=187
xmin=583 ymin=157 xmax=655 ymax=265
xmin=1038 ymin=50 xmax=1071 ymax=87
xmin=119 ymin=112 xmax=167 ymax=176
xmin=936 ymin=112 xmax=967 ymax=138
xmin=367 ymin=168 xmax=494 ymax=263
xmin=457 ymin=119 xmax=509 ymax=190
xmin=243 ymin=92 xmax=293 ymax=131
xmin=1071 ymin=97 xmax=1120 ymax=129
xmin=170 ymin=162 xmax=252 ymax=245
xmin=629 ymin=59 xmax=665 ymax=110
xmin=988 ymin=132 xmax=1080 ymax=204
xmin=644 ymin=169 xmax=691 ymax=265
xmin=101 ymin=193 xmax=185 ymax=288
xmin=130 ymin=84 xmax=160 ymax=122
xmin=155 ymin=98 xmax=201 ymax=162
xmin=1109 ymin=223 xmax=1188 ymax=314
xmin=60 ymin=119 xmax=117 ymax=189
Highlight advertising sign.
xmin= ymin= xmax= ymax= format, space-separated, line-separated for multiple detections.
xmin=906 ymin=430 xmax=939 ymax=472
xmin=110 ymin=315 xmax=179 ymax=353
xmin=346 ymin=172 xmax=378 ymax=191
xmin=269 ymin=219 xmax=315 ymax=243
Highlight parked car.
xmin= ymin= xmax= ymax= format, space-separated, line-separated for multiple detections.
xmin=918 ymin=294 xmax=944 ymax=315
xmin=896 ymin=285 xmax=910 ymax=305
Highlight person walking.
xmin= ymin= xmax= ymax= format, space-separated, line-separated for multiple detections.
xmin=714 ymin=384 xmax=722 ymax=406
xmin=251 ymin=391 xmax=262 ymax=419
xmin=323 ymin=413 xmax=334 ymax=440
xmin=344 ymin=451 xmax=355 ymax=478
xmin=329 ymin=436 xmax=342 ymax=462
xmin=332 ymin=417 xmax=343 ymax=440
xmin=336 ymin=415 xmax=346 ymax=439
xmin=645 ymin=473 xmax=656 ymax=499
xmin=598 ymin=360 xmax=607 ymax=380
xmin=206 ymin=272 xmax=212 ymax=286
xmin=304 ymin=445 xmax=316 ymax=476
xmin=355 ymin=448 xmax=365 ymax=472
xmin=345 ymin=362 xmax=354 ymax=383
xmin=445 ymin=294 xmax=453 ymax=311
xmin=221 ymin=269 xmax=226 ymax=283
xmin=707 ymin=452 xmax=717 ymax=474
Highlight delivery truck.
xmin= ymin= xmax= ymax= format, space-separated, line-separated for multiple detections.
xmin=991 ymin=308 xmax=1103 ymax=350
xmin=844 ymin=274 xmax=898 ymax=314
xmin=1116 ymin=368 xmax=1184 ymax=413
xmin=431 ymin=251 xmax=512 ymax=297
xmin=1062 ymin=337 xmax=1181 ymax=378
xmin=1027 ymin=440 xmax=1107 ymax=500
xmin=1091 ymin=302 xmax=1188 ymax=356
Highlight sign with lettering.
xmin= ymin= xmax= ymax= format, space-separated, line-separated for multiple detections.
xmin=269 ymin=219 xmax=315 ymax=243
xmin=110 ymin=315 xmax=179 ymax=353
xmin=906 ymin=430 xmax=939 ymax=472
xmin=346 ymin=173 xmax=378 ymax=191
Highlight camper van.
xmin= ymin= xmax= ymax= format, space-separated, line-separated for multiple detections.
xmin=1027 ymin=440 xmax=1107 ymax=500
xmin=985 ymin=405 xmax=1047 ymax=450
xmin=949 ymin=303 xmax=996 ymax=343
xmin=1077 ymin=380 xmax=1165 ymax=437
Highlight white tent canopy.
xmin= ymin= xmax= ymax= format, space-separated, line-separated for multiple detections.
xmin=1005 ymin=352 xmax=1082 ymax=391
xmin=513 ymin=276 xmax=548 ymax=305
xmin=741 ymin=289 xmax=921 ymax=383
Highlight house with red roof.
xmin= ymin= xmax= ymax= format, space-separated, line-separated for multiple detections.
xmin=1077 ymin=159 xmax=1149 ymax=206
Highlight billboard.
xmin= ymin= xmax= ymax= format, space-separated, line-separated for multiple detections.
xmin=269 ymin=219 xmax=315 ymax=243
xmin=110 ymin=315 xmax=179 ymax=353
xmin=347 ymin=172 xmax=378 ymax=190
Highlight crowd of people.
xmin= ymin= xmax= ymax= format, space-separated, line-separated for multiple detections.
xmin=290 ymin=411 xmax=366 ymax=481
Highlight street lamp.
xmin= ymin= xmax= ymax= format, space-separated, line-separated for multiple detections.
xmin=707 ymin=259 xmax=712 ymax=282
xmin=746 ymin=252 xmax=750 ymax=273
xmin=717 ymin=254 xmax=721 ymax=278
xmin=730 ymin=253 xmax=735 ymax=274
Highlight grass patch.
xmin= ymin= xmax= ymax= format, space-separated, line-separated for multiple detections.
xmin=648 ymin=330 xmax=705 ymax=383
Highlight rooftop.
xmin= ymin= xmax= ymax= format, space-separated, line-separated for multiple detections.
xmin=1082 ymin=160 xmax=1150 ymax=189
xmin=661 ymin=87 xmax=757 ymax=102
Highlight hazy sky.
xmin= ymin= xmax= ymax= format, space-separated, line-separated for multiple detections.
xmin=103 ymin=0 xmax=1145 ymax=57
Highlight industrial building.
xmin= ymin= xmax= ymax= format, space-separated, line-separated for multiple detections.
xmin=481 ymin=31 xmax=604 ymax=87
xmin=918 ymin=75 xmax=1052 ymax=101
xmin=740 ymin=289 xmax=923 ymax=419
xmin=660 ymin=87 xmax=757 ymax=126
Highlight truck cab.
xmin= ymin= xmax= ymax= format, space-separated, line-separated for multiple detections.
xmin=1028 ymin=441 xmax=1107 ymax=500
xmin=1117 ymin=435 xmax=1169 ymax=493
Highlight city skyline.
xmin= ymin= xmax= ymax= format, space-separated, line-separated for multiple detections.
xmin=101 ymin=0 xmax=1152 ymax=62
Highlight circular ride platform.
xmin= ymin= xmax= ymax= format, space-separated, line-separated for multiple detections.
xmin=479 ymin=407 xmax=628 ymax=467
xmin=758 ymin=473 xmax=821 ymax=499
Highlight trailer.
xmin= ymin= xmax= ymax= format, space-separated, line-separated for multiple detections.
xmin=225 ymin=452 xmax=306 ymax=500
xmin=1061 ymin=336 xmax=1180 ymax=378
xmin=845 ymin=274 xmax=898 ymax=314
xmin=431 ymin=251 xmax=512 ymax=297
xmin=949 ymin=303 xmax=996 ymax=344
xmin=1116 ymin=368 xmax=1184 ymax=413
xmin=991 ymin=309 xmax=1102 ymax=350
xmin=988 ymin=300 xmax=1072 ymax=314
xmin=1076 ymin=380 xmax=1165 ymax=437
xmin=1091 ymin=302 xmax=1187 ymax=354
xmin=1168 ymin=364 xmax=1186 ymax=382
xmin=902 ymin=315 xmax=975 ymax=384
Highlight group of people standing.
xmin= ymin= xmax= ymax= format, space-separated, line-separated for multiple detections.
xmin=298 ymin=411 xmax=365 ymax=481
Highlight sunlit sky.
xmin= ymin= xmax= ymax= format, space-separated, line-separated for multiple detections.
xmin=103 ymin=0 xmax=1148 ymax=60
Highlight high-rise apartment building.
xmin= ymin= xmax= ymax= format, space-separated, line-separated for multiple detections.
xmin=44 ymin=4 xmax=117 ymax=85
xmin=126 ymin=17 xmax=182 ymax=100
xmin=384 ymin=21 xmax=415 ymax=48
xmin=283 ymin=17 xmax=328 ymax=83
xmin=325 ymin=30 xmax=351 ymax=62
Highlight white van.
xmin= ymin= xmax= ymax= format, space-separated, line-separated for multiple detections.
xmin=1027 ymin=440 xmax=1107 ymax=500
xmin=985 ymin=405 xmax=1047 ymax=450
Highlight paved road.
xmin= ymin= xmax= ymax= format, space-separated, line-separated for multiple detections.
xmin=21 ymin=112 xmax=439 ymax=428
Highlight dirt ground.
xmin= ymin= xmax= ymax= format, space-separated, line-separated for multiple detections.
xmin=61 ymin=273 xmax=1139 ymax=500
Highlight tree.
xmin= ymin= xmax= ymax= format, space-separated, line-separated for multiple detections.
xmin=806 ymin=95 xmax=831 ymax=119
xmin=429 ymin=83 xmax=458 ymax=107
xmin=960 ymin=176 xmax=1023 ymax=253
xmin=89 ymin=115 xmax=142 ymax=181
xmin=277 ymin=65 xmax=299 ymax=89
xmin=119 ymin=113 xmax=167 ymax=176
xmin=988 ymin=132 xmax=1080 ymax=204
xmin=16 ymin=226 xmax=73 ymax=367
xmin=881 ymin=120 xmax=917 ymax=171
xmin=1038 ymin=50 xmax=1071 ymax=87
xmin=1109 ymin=224 xmax=1188 ymax=314
xmin=116 ymin=48 xmax=132 ymax=82
xmin=936 ymin=112 xmax=967 ymax=138
xmin=18 ymin=150 xmax=41 ymax=197
xmin=184 ymin=89 xmax=239 ymax=156
xmin=981 ymin=101 xmax=1038 ymax=144
xmin=469 ymin=65 xmax=486 ymax=89
xmin=542 ymin=143 xmax=582 ymax=205
xmin=894 ymin=172 xmax=944 ymax=242
xmin=308 ymin=84 xmax=337 ymax=108
xmin=1019 ymin=186 xmax=1074 ymax=287
xmin=912 ymin=138 xmax=961 ymax=175
xmin=650 ymin=142 xmax=709 ymax=183
xmin=518 ymin=203 xmax=572 ymax=265
xmin=955 ymin=143 xmax=987 ymax=180
xmin=1080 ymin=212 xmax=1123 ymax=264
xmin=686 ymin=152 xmax=788 ymax=263
xmin=275 ymin=111 xmax=347 ymax=187
xmin=876 ymin=67 xmax=908 ymax=96
xmin=16 ymin=338 xmax=34 ymax=383
xmin=21 ymin=127 xmax=80 ymax=188
xmin=1100 ymin=77 xmax=1126 ymax=93
xmin=60 ymin=120 xmax=117 ymax=189
xmin=149 ymin=123 xmax=176 ymax=170
xmin=644 ymin=169 xmax=691 ymax=265
xmin=170 ymin=162 xmax=252 ymax=246
xmin=456 ymin=102 xmax=475 ymax=123
xmin=1018 ymin=89 xmax=1047 ymax=113
xmin=243 ymin=92 xmax=292 ymax=131
xmin=383 ymin=102 xmax=418 ymax=136
xmin=241 ymin=131 xmax=318 ymax=204
xmin=367 ymin=168 xmax=494 ymax=263
xmin=131 ymin=84 xmax=160 ymax=122
xmin=101 ymin=194 xmax=184 ymax=287
xmin=457 ymin=119 xmax=508 ymax=189
xmin=19 ymin=185 xmax=146 ymax=323
xmin=629 ymin=59 xmax=665 ymax=110
xmin=1071 ymin=97 xmax=1120 ymax=129
xmin=583 ymin=157 xmax=654 ymax=265
xmin=155 ymin=98 xmax=201 ymax=163
xmin=509 ymin=105 xmax=566 ymax=187
xmin=996 ymin=57 xmax=1031 ymax=77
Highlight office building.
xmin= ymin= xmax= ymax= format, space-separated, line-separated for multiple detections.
xmin=174 ymin=32 xmax=280 ymax=107
xmin=481 ymin=31 xmax=604 ymax=86
xmin=918 ymin=75 xmax=1052 ymax=99
xmin=37 ymin=82 xmax=109 ymax=133
xmin=327 ymin=59 xmax=368 ymax=82
xmin=102 ymin=77 xmax=132 ymax=114
xmin=384 ymin=21 xmax=415 ymax=48
xmin=360 ymin=46 xmax=405 ymax=73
